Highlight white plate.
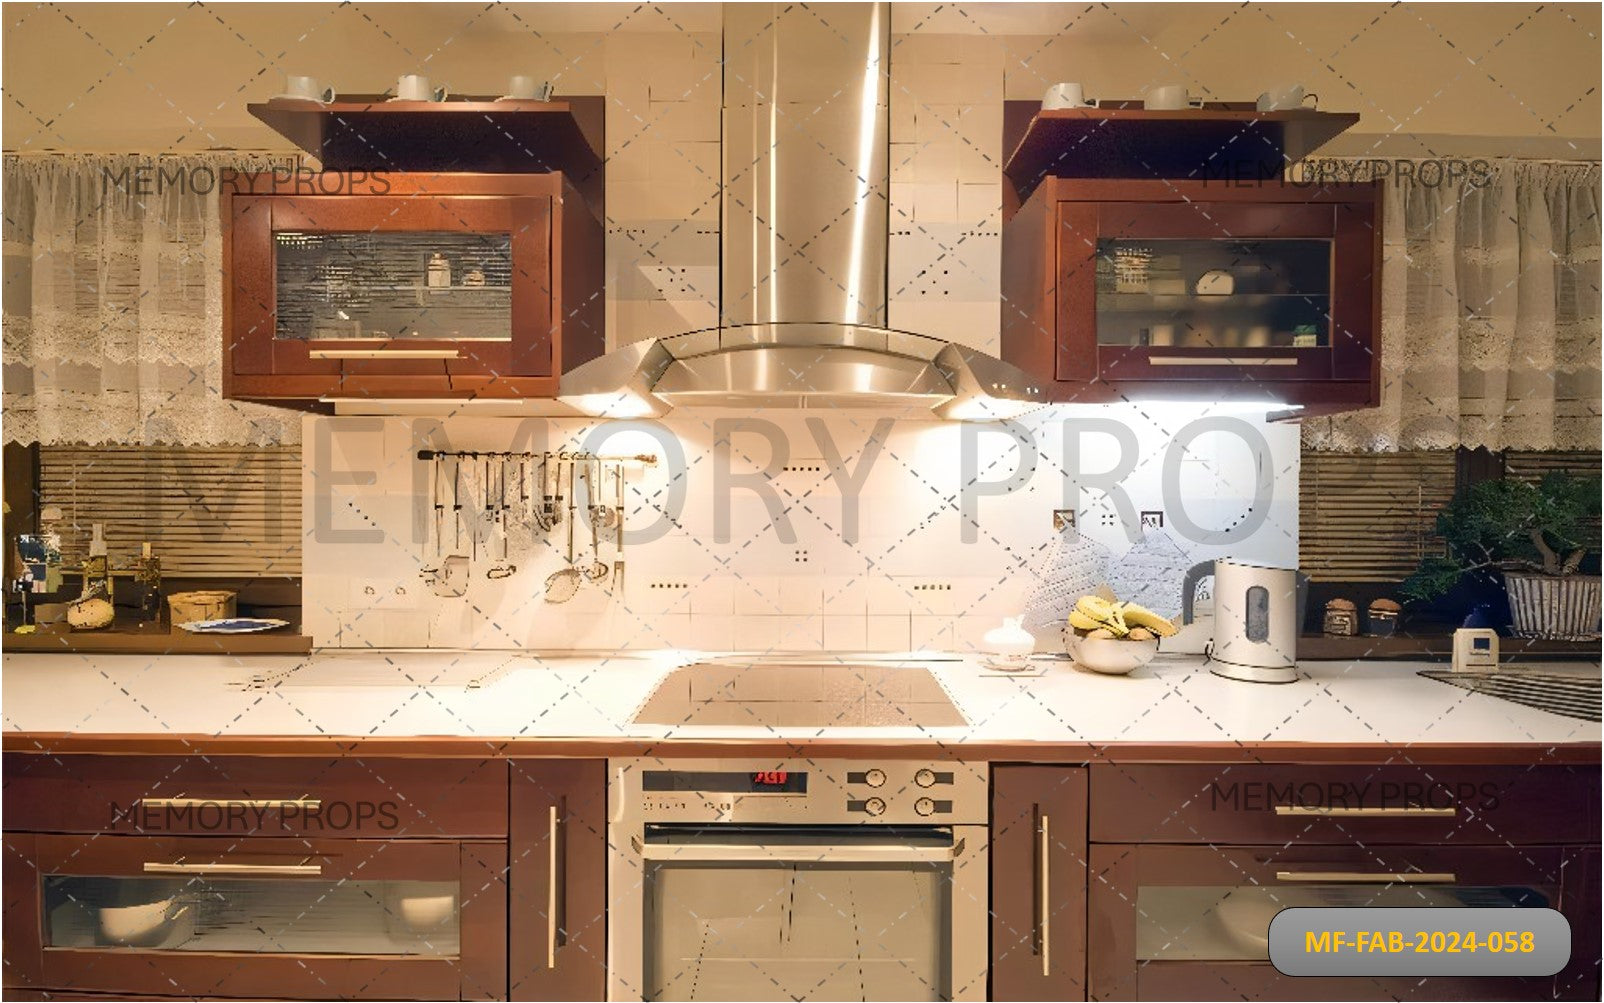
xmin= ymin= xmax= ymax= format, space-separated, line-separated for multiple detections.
xmin=178 ymin=618 xmax=290 ymax=634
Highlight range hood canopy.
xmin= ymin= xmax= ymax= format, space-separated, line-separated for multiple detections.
xmin=559 ymin=2 xmax=1043 ymax=421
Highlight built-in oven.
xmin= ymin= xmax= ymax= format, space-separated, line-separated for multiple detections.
xmin=608 ymin=758 xmax=988 ymax=1002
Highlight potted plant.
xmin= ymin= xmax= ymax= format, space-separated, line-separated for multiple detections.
xmin=1402 ymin=471 xmax=1600 ymax=640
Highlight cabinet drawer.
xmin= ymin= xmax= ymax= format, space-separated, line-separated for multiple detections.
xmin=3 ymin=754 xmax=508 ymax=838
xmin=1090 ymin=763 xmax=1599 ymax=845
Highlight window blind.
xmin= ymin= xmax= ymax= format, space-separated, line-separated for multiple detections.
xmin=37 ymin=446 xmax=301 ymax=577
xmin=1299 ymin=451 xmax=1457 ymax=583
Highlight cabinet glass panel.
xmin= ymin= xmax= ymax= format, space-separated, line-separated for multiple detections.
xmin=1094 ymin=239 xmax=1331 ymax=349
xmin=275 ymin=230 xmax=513 ymax=340
xmin=1134 ymin=882 xmax=1553 ymax=962
xmin=644 ymin=859 xmax=947 ymax=1001
xmin=43 ymin=875 xmax=460 ymax=956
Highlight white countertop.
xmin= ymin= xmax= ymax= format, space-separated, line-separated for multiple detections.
xmin=4 ymin=649 xmax=1598 ymax=750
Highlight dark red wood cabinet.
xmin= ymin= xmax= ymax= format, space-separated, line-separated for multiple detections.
xmin=990 ymin=764 xmax=1089 ymax=1001
xmin=1001 ymin=178 xmax=1381 ymax=415
xmin=223 ymin=172 xmax=603 ymax=405
xmin=509 ymin=758 xmax=608 ymax=1002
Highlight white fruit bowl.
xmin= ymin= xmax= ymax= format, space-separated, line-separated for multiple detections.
xmin=1068 ymin=635 xmax=1159 ymax=675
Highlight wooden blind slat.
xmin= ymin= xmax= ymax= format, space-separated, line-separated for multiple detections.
xmin=37 ymin=446 xmax=301 ymax=578
xmin=1299 ymin=451 xmax=1457 ymax=583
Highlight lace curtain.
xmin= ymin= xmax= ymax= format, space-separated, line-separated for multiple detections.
xmin=1301 ymin=159 xmax=1601 ymax=452
xmin=3 ymin=154 xmax=303 ymax=446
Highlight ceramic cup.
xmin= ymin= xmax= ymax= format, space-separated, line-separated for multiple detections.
xmin=282 ymin=76 xmax=335 ymax=103
xmin=504 ymin=75 xmax=552 ymax=101
xmin=1244 ymin=325 xmax=1272 ymax=348
xmin=1257 ymin=84 xmax=1317 ymax=111
xmin=1043 ymin=82 xmax=1099 ymax=110
xmin=1145 ymin=84 xmax=1205 ymax=111
xmin=1148 ymin=324 xmax=1176 ymax=347
xmin=396 ymin=74 xmax=447 ymax=102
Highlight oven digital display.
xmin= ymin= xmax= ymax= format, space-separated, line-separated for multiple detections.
xmin=642 ymin=770 xmax=808 ymax=794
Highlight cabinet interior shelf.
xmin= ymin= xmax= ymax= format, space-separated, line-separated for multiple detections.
xmin=1098 ymin=292 xmax=1330 ymax=312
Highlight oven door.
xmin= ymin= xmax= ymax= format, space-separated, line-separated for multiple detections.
xmin=611 ymin=824 xmax=987 ymax=1002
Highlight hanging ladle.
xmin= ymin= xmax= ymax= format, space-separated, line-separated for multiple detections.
xmin=543 ymin=456 xmax=584 ymax=603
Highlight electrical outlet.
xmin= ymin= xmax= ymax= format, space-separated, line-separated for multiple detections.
xmin=1141 ymin=510 xmax=1164 ymax=530
xmin=1052 ymin=509 xmax=1076 ymax=531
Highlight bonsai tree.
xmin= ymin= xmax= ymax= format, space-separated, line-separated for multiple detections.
xmin=1402 ymin=471 xmax=1600 ymax=602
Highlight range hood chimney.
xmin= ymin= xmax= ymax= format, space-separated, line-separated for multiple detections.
xmin=560 ymin=2 xmax=1042 ymax=420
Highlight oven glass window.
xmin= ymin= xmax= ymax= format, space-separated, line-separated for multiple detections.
xmin=644 ymin=860 xmax=949 ymax=1000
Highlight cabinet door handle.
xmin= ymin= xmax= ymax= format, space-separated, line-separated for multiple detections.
xmin=1274 ymin=805 xmax=1456 ymax=818
xmin=548 ymin=803 xmax=561 ymax=969
xmin=1038 ymin=813 xmax=1051 ymax=977
xmin=1275 ymin=871 xmax=1457 ymax=884
xmin=143 ymin=861 xmax=323 ymax=877
xmin=138 ymin=797 xmax=321 ymax=812
xmin=309 ymin=348 xmax=462 ymax=360
xmin=1147 ymin=355 xmax=1299 ymax=367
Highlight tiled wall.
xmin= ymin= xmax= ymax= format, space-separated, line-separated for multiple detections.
xmin=302 ymin=405 xmax=1300 ymax=652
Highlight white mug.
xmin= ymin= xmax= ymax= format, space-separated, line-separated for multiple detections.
xmin=505 ymin=75 xmax=552 ymax=101
xmin=283 ymin=76 xmax=335 ymax=103
xmin=1145 ymin=84 xmax=1206 ymax=111
xmin=1043 ymin=82 xmax=1099 ymax=111
xmin=1257 ymin=84 xmax=1318 ymax=111
xmin=397 ymin=74 xmax=448 ymax=102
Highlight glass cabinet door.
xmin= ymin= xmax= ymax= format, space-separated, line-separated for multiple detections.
xmin=1094 ymin=238 xmax=1332 ymax=352
xmin=275 ymin=230 xmax=514 ymax=342
xmin=44 ymin=874 xmax=460 ymax=956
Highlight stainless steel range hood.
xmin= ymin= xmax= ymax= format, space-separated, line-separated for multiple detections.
xmin=559 ymin=2 xmax=1042 ymax=420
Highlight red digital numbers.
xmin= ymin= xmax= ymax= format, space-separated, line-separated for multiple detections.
xmin=752 ymin=771 xmax=789 ymax=786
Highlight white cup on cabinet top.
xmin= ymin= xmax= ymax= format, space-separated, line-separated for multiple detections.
xmin=1256 ymin=84 xmax=1317 ymax=111
xmin=396 ymin=74 xmax=447 ymax=102
xmin=1042 ymin=82 xmax=1099 ymax=110
xmin=281 ymin=76 xmax=335 ymax=103
xmin=503 ymin=75 xmax=552 ymax=101
xmin=1145 ymin=84 xmax=1206 ymax=111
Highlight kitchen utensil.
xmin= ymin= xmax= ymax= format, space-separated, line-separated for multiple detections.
xmin=584 ymin=504 xmax=609 ymax=584
xmin=1067 ymin=634 xmax=1158 ymax=675
xmin=178 ymin=618 xmax=290 ymax=634
xmin=613 ymin=462 xmax=627 ymax=593
xmin=586 ymin=457 xmax=611 ymax=532
xmin=596 ymin=463 xmax=621 ymax=531
xmin=428 ymin=555 xmax=469 ymax=598
xmin=99 ymin=899 xmax=195 ymax=948
xmin=1042 ymin=81 xmax=1098 ymax=110
xmin=544 ymin=460 xmax=583 ymax=603
xmin=452 ymin=457 xmax=464 ymax=550
xmin=1181 ymin=559 xmax=1309 ymax=684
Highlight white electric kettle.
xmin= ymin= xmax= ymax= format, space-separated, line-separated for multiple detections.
xmin=1181 ymin=559 xmax=1309 ymax=684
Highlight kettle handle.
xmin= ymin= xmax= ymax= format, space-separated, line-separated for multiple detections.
xmin=1180 ymin=560 xmax=1215 ymax=625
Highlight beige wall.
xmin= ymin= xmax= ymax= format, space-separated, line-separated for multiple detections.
xmin=6 ymin=2 xmax=1596 ymax=352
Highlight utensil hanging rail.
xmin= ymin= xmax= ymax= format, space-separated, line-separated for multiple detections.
xmin=415 ymin=450 xmax=657 ymax=465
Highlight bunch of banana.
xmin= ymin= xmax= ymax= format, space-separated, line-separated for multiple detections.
xmin=1067 ymin=595 xmax=1177 ymax=641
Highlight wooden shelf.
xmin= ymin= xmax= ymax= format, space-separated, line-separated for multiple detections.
xmin=1299 ymin=632 xmax=1599 ymax=661
xmin=248 ymin=95 xmax=603 ymax=183
xmin=1002 ymin=100 xmax=1360 ymax=201
xmin=6 ymin=624 xmax=312 ymax=655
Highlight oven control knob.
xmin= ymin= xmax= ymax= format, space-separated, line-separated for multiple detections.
xmin=863 ymin=797 xmax=887 ymax=817
xmin=914 ymin=797 xmax=936 ymax=816
xmin=863 ymin=768 xmax=887 ymax=788
xmin=914 ymin=768 xmax=937 ymax=788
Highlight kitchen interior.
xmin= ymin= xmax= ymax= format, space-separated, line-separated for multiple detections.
xmin=1 ymin=2 xmax=1600 ymax=1001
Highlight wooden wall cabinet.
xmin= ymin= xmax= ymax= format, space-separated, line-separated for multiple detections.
xmin=990 ymin=765 xmax=1088 ymax=1001
xmin=223 ymin=172 xmax=603 ymax=405
xmin=1001 ymin=178 xmax=1381 ymax=415
xmin=509 ymin=759 xmax=608 ymax=1002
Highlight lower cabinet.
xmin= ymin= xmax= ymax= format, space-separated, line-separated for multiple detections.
xmin=990 ymin=765 xmax=1088 ymax=1001
xmin=509 ymin=758 xmax=608 ymax=1001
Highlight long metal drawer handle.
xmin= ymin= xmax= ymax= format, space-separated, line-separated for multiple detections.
xmin=548 ymin=804 xmax=560 ymax=970
xmin=309 ymin=348 xmax=462 ymax=360
xmin=638 ymin=843 xmax=962 ymax=864
xmin=143 ymin=861 xmax=323 ymax=876
xmin=1148 ymin=356 xmax=1300 ymax=366
xmin=139 ymin=797 xmax=321 ymax=811
xmin=1275 ymin=871 xmax=1457 ymax=884
xmin=1039 ymin=813 xmax=1051 ymax=978
xmin=1274 ymin=805 xmax=1456 ymax=818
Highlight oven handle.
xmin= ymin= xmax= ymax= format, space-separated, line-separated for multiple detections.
xmin=638 ymin=839 xmax=965 ymax=864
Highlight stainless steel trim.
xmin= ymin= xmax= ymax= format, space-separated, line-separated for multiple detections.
xmin=548 ymin=804 xmax=560 ymax=969
xmin=1275 ymin=871 xmax=1458 ymax=884
xmin=1148 ymin=355 xmax=1300 ymax=366
xmin=308 ymin=348 xmax=462 ymax=360
xmin=143 ymin=861 xmax=323 ymax=876
xmin=138 ymin=797 xmax=321 ymax=811
xmin=1039 ymin=814 xmax=1051 ymax=977
xmin=639 ymin=841 xmax=962 ymax=864
xmin=1274 ymin=805 xmax=1457 ymax=818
